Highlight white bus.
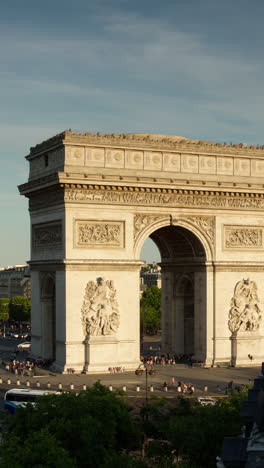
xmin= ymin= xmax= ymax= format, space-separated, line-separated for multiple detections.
xmin=4 ymin=388 xmax=58 ymax=414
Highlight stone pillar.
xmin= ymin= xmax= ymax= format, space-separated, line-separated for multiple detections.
xmin=231 ymin=331 xmax=263 ymax=367
xmin=193 ymin=269 xmax=208 ymax=363
xmin=161 ymin=269 xmax=172 ymax=352
xmin=41 ymin=297 xmax=55 ymax=360
xmin=52 ymin=262 xmax=142 ymax=373
xmin=30 ymin=270 xmax=42 ymax=358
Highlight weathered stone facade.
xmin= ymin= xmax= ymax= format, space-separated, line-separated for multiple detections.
xmin=19 ymin=131 xmax=264 ymax=372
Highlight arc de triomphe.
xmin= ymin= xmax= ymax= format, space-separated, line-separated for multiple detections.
xmin=19 ymin=131 xmax=264 ymax=372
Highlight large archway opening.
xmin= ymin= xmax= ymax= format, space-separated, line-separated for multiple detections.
xmin=140 ymin=224 xmax=207 ymax=362
xmin=40 ymin=274 xmax=56 ymax=362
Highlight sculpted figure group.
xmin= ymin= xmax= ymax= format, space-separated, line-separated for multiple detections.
xmin=81 ymin=277 xmax=120 ymax=337
xmin=228 ymin=278 xmax=262 ymax=333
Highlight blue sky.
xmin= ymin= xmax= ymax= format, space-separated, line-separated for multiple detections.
xmin=1 ymin=0 xmax=264 ymax=266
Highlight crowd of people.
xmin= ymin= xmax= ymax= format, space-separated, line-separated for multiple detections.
xmin=4 ymin=359 xmax=37 ymax=376
xmin=141 ymin=353 xmax=194 ymax=366
xmin=108 ymin=366 xmax=125 ymax=373
xmin=169 ymin=379 xmax=195 ymax=394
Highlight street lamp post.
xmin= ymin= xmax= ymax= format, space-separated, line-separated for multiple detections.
xmin=135 ymin=364 xmax=157 ymax=404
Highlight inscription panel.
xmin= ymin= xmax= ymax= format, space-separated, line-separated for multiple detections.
xmin=224 ymin=225 xmax=263 ymax=250
xmin=74 ymin=220 xmax=125 ymax=248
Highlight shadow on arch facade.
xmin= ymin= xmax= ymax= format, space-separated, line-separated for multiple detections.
xmin=135 ymin=218 xmax=213 ymax=364
xmin=39 ymin=273 xmax=56 ymax=362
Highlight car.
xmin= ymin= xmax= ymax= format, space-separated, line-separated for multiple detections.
xmin=197 ymin=397 xmax=216 ymax=406
xmin=16 ymin=342 xmax=31 ymax=350
xmin=19 ymin=333 xmax=31 ymax=339
xmin=10 ymin=332 xmax=20 ymax=339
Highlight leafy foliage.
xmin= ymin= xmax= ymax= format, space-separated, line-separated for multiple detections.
xmin=0 ymin=382 xmax=141 ymax=468
xmin=0 ymin=383 xmax=249 ymax=468
xmin=139 ymin=390 xmax=248 ymax=468
xmin=0 ymin=298 xmax=9 ymax=321
xmin=9 ymin=296 xmax=31 ymax=321
xmin=140 ymin=286 xmax=161 ymax=333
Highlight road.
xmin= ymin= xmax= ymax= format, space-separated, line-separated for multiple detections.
xmin=0 ymin=336 xmax=261 ymax=401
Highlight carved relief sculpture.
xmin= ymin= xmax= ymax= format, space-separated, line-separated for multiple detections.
xmin=225 ymin=226 xmax=263 ymax=249
xmin=228 ymin=279 xmax=262 ymax=333
xmin=75 ymin=221 xmax=124 ymax=247
xmin=134 ymin=214 xmax=215 ymax=248
xmin=32 ymin=223 xmax=62 ymax=248
xmin=134 ymin=215 xmax=164 ymax=240
xmin=181 ymin=216 xmax=215 ymax=246
xmin=64 ymin=185 xmax=264 ymax=212
xmin=81 ymin=278 xmax=120 ymax=337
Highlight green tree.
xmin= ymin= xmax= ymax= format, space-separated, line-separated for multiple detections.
xmin=137 ymin=391 xmax=248 ymax=468
xmin=158 ymin=390 xmax=248 ymax=468
xmin=0 ymin=382 xmax=141 ymax=468
xmin=0 ymin=429 xmax=75 ymax=468
xmin=0 ymin=298 xmax=9 ymax=321
xmin=140 ymin=286 xmax=161 ymax=334
xmin=9 ymin=296 xmax=31 ymax=321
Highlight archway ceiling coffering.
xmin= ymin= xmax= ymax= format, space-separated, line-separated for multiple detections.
xmin=149 ymin=226 xmax=206 ymax=262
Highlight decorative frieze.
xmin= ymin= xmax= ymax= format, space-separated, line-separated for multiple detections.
xmin=228 ymin=279 xmax=262 ymax=333
xmin=81 ymin=277 xmax=120 ymax=337
xmin=224 ymin=226 xmax=263 ymax=250
xmin=74 ymin=220 xmax=124 ymax=248
xmin=32 ymin=222 xmax=62 ymax=248
xmin=64 ymin=185 xmax=264 ymax=212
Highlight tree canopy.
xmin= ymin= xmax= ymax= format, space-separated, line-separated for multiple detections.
xmin=9 ymin=296 xmax=31 ymax=321
xmin=0 ymin=383 xmax=141 ymax=468
xmin=140 ymin=389 xmax=248 ymax=467
xmin=0 ymin=384 xmax=249 ymax=468
xmin=0 ymin=298 xmax=9 ymax=321
xmin=140 ymin=286 xmax=161 ymax=334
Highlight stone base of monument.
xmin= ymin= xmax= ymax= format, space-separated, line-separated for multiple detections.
xmin=230 ymin=331 xmax=264 ymax=367
xmin=82 ymin=336 xmax=141 ymax=374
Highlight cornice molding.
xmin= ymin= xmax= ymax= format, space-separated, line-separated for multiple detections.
xmin=27 ymin=129 xmax=264 ymax=158
xmin=24 ymin=182 xmax=264 ymax=212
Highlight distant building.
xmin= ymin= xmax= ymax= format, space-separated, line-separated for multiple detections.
xmin=0 ymin=265 xmax=31 ymax=299
xmin=140 ymin=262 xmax=162 ymax=296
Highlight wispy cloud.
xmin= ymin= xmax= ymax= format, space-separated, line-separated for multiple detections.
xmin=0 ymin=1 xmax=264 ymax=265
xmin=1 ymin=11 xmax=263 ymax=119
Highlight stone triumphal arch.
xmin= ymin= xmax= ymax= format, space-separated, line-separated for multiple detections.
xmin=19 ymin=132 xmax=264 ymax=372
